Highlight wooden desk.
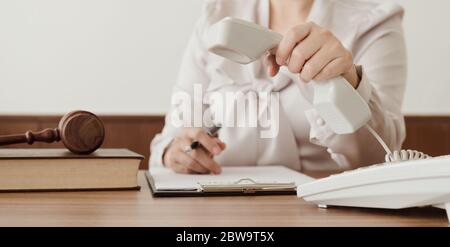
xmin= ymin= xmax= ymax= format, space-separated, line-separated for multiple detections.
xmin=0 ymin=171 xmax=447 ymax=227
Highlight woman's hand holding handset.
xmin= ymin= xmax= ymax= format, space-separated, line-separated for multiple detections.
xmin=163 ymin=128 xmax=226 ymax=174
xmin=265 ymin=22 xmax=360 ymax=88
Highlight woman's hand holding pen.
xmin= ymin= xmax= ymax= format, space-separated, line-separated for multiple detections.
xmin=163 ymin=128 xmax=226 ymax=174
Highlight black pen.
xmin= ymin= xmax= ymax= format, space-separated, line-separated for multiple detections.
xmin=187 ymin=125 xmax=222 ymax=152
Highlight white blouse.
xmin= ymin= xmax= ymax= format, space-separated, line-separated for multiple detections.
xmin=150 ymin=0 xmax=407 ymax=171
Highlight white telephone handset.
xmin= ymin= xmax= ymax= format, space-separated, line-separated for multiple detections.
xmin=208 ymin=17 xmax=450 ymax=222
xmin=207 ymin=17 xmax=371 ymax=135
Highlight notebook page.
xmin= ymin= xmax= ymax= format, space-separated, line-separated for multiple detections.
xmin=149 ymin=166 xmax=314 ymax=191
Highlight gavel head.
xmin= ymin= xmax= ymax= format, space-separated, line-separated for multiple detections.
xmin=58 ymin=111 xmax=105 ymax=154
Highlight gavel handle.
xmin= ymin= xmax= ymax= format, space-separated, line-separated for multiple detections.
xmin=0 ymin=128 xmax=60 ymax=146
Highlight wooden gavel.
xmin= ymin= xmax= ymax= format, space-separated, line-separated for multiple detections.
xmin=0 ymin=110 xmax=105 ymax=154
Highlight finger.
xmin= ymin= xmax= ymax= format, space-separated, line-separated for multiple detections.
xmin=300 ymin=46 xmax=337 ymax=82
xmin=185 ymin=129 xmax=222 ymax=155
xmin=190 ymin=148 xmax=222 ymax=174
xmin=313 ymin=57 xmax=353 ymax=81
xmin=212 ymin=137 xmax=226 ymax=151
xmin=265 ymin=53 xmax=280 ymax=77
xmin=173 ymin=150 xmax=210 ymax=174
xmin=276 ymin=23 xmax=312 ymax=66
xmin=170 ymin=162 xmax=195 ymax=174
xmin=287 ymin=33 xmax=324 ymax=74
xmin=165 ymin=137 xmax=202 ymax=172
xmin=217 ymin=141 xmax=226 ymax=150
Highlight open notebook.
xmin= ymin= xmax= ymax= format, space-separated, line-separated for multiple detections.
xmin=146 ymin=166 xmax=314 ymax=197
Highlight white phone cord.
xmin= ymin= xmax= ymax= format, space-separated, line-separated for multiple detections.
xmin=365 ymin=124 xmax=430 ymax=162
xmin=365 ymin=125 xmax=392 ymax=155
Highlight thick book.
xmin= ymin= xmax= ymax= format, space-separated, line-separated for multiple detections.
xmin=0 ymin=149 xmax=143 ymax=192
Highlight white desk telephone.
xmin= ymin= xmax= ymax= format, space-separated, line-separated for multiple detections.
xmin=207 ymin=17 xmax=450 ymax=222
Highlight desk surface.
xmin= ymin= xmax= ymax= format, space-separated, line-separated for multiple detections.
xmin=0 ymin=171 xmax=447 ymax=227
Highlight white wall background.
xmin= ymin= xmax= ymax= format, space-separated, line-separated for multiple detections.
xmin=0 ymin=0 xmax=449 ymax=115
